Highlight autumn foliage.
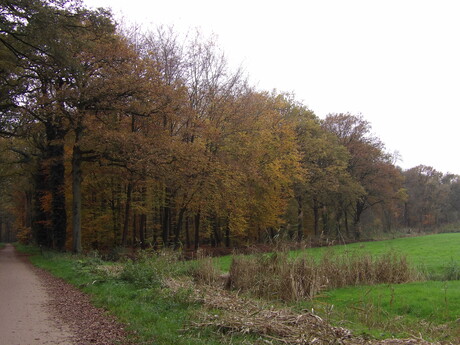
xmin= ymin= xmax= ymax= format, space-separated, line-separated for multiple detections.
xmin=1 ymin=0 xmax=460 ymax=251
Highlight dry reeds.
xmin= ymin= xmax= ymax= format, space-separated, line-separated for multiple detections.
xmin=173 ymin=279 xmax=443 ymax=345
xmin=190 ymin=256 xmax=222 ymax=285
xmin=227 ymin=251 xmax=419 ymax=301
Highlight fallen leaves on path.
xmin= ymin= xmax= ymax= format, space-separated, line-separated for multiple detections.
xmin=33 ymin=265 xmax=132 ymax=345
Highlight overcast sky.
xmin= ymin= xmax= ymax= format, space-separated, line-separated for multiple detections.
xmin=84 ymin=0 xmax=460 ymax=174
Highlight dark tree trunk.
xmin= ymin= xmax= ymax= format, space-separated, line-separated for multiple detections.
xmin=140 ymin=186 xmax=147 ymax=248
xmin=174 ymin=207 xmax=186 ymax=249
xmin=212 ymin=216 xmax=221 ymax=247
xmin=344 ymin=209 xmax=350 ymax=237
xmin=354 ymin=199 xmax=366 ymax=239
xmin=162 ymin=206 xmax=171 ymax=247
xmin=46 ymin=123 xmax=67 ymax=250
xmin=72 ymin=137 xmax=82 ymax=253
xmin=313 ymin=199 xmax=320 ymax=237
xmin=296 ymin=195 xmax=303 ymax=241
xmin=24 ymin=190 xmax=33 ymax=228
xmin=225 ymin=222 xmax=230 ymax=248
xmin=140 ymin=214 xmax=146 ymax=248
xmin=194 ymin=211 xmax=200 ymax=251
xmin=122 ymin=182 xmax=133 ymax=246
xmin=110 ymin=179 xmax=122 ymax=245
xmin=132 ymin=213 xmax=138 ymax=245
xmin=185 ymin=216 xmax=191 ymax=249
xmin=33 ymin=159 xmax=51 ymax=247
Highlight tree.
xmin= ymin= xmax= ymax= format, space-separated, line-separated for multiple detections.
xmin=322 ymin=113 xmax=404 ymax=238
xmin=0 ymin=0 xmax=153 ymax=251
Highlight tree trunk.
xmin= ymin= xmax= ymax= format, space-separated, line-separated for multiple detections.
xmin=122 ymin=182 xmax=133 ymax=246
xmin=344 ymin=210 xmax=350 ymax=237
xmin=140 ymin=214 xmax=146 ymax=248
xmin=46 ymin=123 xmax=67 ymax=250
xmin=354 ymin=200 xmax=366 ymax=239
xmin=185 ymin=216 xmax=191 ymax=249
xmin=194 ymin=211 xmax=200 ymax=251
xmin=33 ymin=160 xmax=50 ymax=247
xmin=139 ymin=185 xmax=147 ymax=248
xmin=174 ymin=207 xmax=186 ymax=249
xmin=110 ymin=179 xmax=122 ymax=245
xmin=162 ymin=205 xmax=170 ymax=247
xmin=313 ymin=199 xmax=320 ymax=237
xmin=72 ymin=140 xmax=83 ymax=253
xmin=212 ymin=216 xmax=221 ymax=247
xmin=225 ymin=222 xmax=230 ymax=248
xmin=296 ymin=195 xmax=303 ymax=241
xmin=132 ymin=213 xmax=137 ymax=245
xmin=24 ymin=190 xmax=33 ymax=228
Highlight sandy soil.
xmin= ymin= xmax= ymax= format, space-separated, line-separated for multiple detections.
xmin=0 ymin=244 xmax=130 ymax=345
xmin=0 ymin=244 xmax=74 ymax=345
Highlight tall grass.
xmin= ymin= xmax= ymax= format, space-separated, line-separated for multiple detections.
xmin=226 ymin=251 xmax=418 ymax=301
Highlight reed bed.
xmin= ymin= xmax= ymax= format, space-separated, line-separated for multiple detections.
xmin=226 ymin=251 xmax=418 ymax=301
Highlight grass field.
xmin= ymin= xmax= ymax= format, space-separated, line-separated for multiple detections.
xmin=292 ymin=233 xmax=460 ymax=340
xmin=307 ymin=280 xmax=460 ymax=340
xmin=15 ymin=233 xmax=460 ymax=343
xmin=215 ymin=233 xmax=460 ymax=341
xmin=216 ymin=233 xmax=460 ymax=278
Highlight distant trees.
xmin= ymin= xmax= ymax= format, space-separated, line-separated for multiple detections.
xmin=321 ymin=114 xmax=405 ymax=239
xmin=403 ymin=166 xmax=460 ymax=229
xmin=1 ymin=0 xmax=459 ymax=251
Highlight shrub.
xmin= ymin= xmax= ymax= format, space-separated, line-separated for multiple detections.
xmin=119 ymin=249 xmax=189 ymax=288
xmin=120 ymin=260 xmax=163 ymax=288
xmin=16 ymin=227 xmax=32 ymax=245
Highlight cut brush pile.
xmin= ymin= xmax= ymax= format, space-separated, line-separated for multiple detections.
xmin=166 ymin=278 xmax=449 ymax=345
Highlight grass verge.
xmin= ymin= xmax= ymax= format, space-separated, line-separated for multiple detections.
xmin=14 ymin=244 xmax=234 ymax=345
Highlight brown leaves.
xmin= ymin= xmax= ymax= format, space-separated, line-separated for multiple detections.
xmin=33 ymin=265 xmax=132 ymax=345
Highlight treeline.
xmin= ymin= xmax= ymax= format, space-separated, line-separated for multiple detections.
xmin=1 ymin=0 xmax=460 ymax=251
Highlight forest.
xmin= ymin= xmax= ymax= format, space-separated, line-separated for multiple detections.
xmin=1 ymin=0 xmax=460 ymax=253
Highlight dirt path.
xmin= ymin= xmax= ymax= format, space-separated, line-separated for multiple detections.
xmin=0 ymin=244 xmax=74 ymax=345
xmin=0 ymin=244 xmax=130 ymax=345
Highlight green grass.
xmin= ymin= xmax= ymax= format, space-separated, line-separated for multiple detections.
xmin=323 ymin=280 xmax=460 ymax=322
xmin=303 ymin=280 xmax=460 ymax=340
xmin=216 ymin=233 xmax=460 ymax=278
xmin=14 ymin=234 xmax=460 ymax=343
xmin=13 ymin=244 xmax=234 ymax=345
xmin=214 ymin=234 xmax=460 ymax=341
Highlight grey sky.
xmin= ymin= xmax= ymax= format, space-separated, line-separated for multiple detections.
xmin=85 ymin=0 xmax=460 ymax=174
